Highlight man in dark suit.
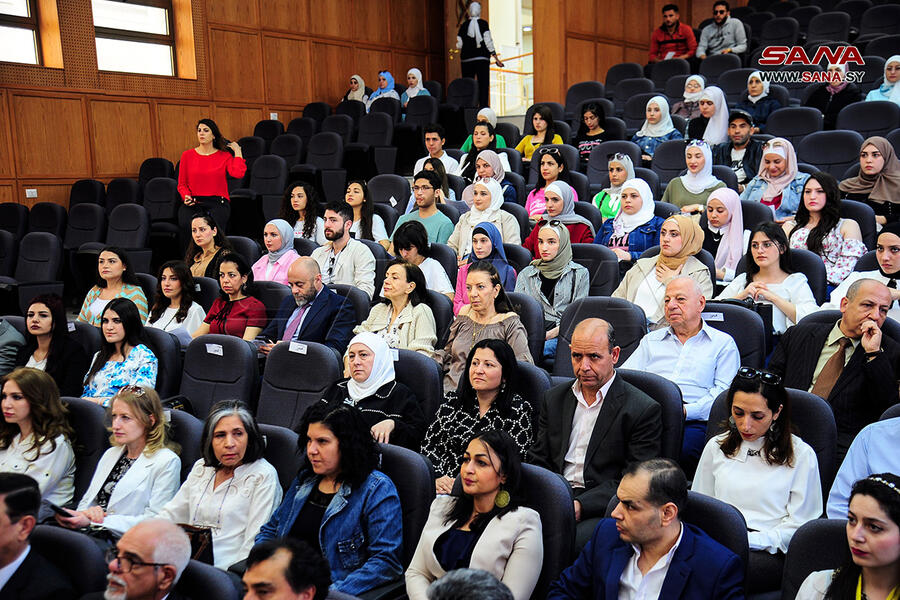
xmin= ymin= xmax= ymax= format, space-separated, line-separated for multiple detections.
xmin=0 ymin=473 xmax=74 ymax=600
xmin=769 ymin=278 xmax=900 ymax=458
xmin=82 ymin=519 xmax=191 ymax=600
xmin=528 ymin=318 xmax=662 ymax=548
xmin=548 ymin=459 xmax=744 ymax=600
xmin=259 ymin=256 xmax=356 ymax=357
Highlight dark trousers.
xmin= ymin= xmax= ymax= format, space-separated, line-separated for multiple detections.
xmin=177 ymin=198 xmax=231 ymax=250
xmin=748 ymin=550 xmax=786 ymax=593
xmin=462 ymin=59 xmax=491 ymax=108
xmin=680 ymin=420 xmax=707 ymax=478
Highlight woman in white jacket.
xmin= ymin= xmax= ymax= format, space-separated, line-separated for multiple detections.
xmin=55 ymin=386 xmax=180 ymax=537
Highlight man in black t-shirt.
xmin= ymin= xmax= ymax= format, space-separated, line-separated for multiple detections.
xmin=712 ymin=110 xmax=763 ymax=193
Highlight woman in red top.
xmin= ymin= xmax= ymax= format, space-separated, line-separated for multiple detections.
xmin=522 ymin=181 xmax=595 ymax=257
xmin=177 ymin=119 xmax=246 ymax=239
xmin=191 ymin=252 xmax=266 ymax=341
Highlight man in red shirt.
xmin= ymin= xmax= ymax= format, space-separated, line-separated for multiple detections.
xmin=648 ymin=4 xmax=698 ymax=66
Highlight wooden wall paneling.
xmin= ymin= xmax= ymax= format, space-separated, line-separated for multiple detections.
xmin=624 ymin=47 xmax=650 ymax=65
xmin=427 ymin=55 xmax=446 ymax=91
xmin=354 ymin=2 xmax=384 ymax=44
xmin=156 ymin=103 xmax=211 ymax=164
xmin=259 ymin=0 xmax=308 ymax=32
xmin=89 ymin=100 xmax=154 ymax=177
xmin=425 ymin=0 xmax=444 ymax=53
xmin=214 ymin=106 xmax=266 ymax=141
xmin=207 ymin=0 xmax=259 ymax=27
xmin=624 ymin=4 xmax=652 ymax=46
xmin=566 ymin=0 xmax=597 ymax=35
xmin=263 ymin=35 xmax=311 ymax=106
xmin=209 ymin=28 xmax=265 ymax=102
xmin=17 ymin=182 xmax=73 ymax=208
xmin=0 ymin=91 xmax=14 ymax=179
xmin=308 ymin=0 xmax=350 ymax=38
xmin=390 ymin=0 xmax=427 ymax=50
xmin=11 ymin=94 xmax=89 ymax=178
xmin=311 ymin=43 xmax=352 ymax=104
xmin=533 ymin=0 xmax=567 ymax=103
xmin=566 ymin=38 xmax=597 ymax=87
xmin=597 ymin=1 xmax=625 ymax=39
xmin=596 ymin=43 xmax=626 ymax=84
xmin=394 ymin=53 xmax=429 ymax=81
xmin=0 ymin=183 xmax=14 ymax=205
xmin=352 ymin=47 xmax=394 ymax=97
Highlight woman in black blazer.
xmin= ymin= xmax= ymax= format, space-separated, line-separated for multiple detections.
xmin=15 ymin=294 xmax=89 ymax=397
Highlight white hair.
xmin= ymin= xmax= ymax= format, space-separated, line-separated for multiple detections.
xmin=145 ymin=519 xmax=191 ymax=582
xmin=667 ymin=275 xmax=704 ymax=298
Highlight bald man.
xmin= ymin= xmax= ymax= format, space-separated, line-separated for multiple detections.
xmin=529 ymin=318 xmax=662 ymax=548
xmin=769 ymin=278 xmax=900 ymax=458
xmin=259 ymin=257 xmax=356 ymax=356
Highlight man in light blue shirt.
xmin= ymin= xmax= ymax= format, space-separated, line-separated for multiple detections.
xmin=622 ymin=276 xmax=740 ymax=473
xmin=826 ymin=416 xmax=900 ymax=518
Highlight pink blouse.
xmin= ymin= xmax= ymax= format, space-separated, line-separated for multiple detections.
xmin=251 ymin=250 xmax=300 ymax=286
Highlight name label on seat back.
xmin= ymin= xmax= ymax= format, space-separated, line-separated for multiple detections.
xmin=206 ymin=343 xmax=223 ymax=356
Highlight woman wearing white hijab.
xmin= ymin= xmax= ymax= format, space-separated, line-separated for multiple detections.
xmin=736 ymin=71 xmax=782 ymax=134
xmin=672 ymin=75 xmax=706 ymax=119
xmin=865 ymin=55 xmax=900 ymax=107
xmin=341 ymin=74 xmax=369 ymax=103
xmin=448 ymin=177 xmax=521 ymax=260
xmin=323 ymin=331 xmax=426 ymax=449
xmin=592 ymin=153 xmax=636 ymax=221
xmin=455 ymin=1 xmax=504 ymax=108
xmin=632 ymin=95 xmax=684 ymax=164
xmin=661 ymin=140 xmax=725 ymax=212
xmin=692 ymin=86 xmax=729 ymax=145
xmin=250 ymin=219 xmax=300 ymax=286
xmin=595 ymin=178 xmax=666 ymax=270
xmin=401 ymin=68 xmax=431 ymax=108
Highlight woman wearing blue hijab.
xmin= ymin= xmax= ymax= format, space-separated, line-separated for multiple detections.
xmin=366 ymin=71 xmax=401 ymax=112
xmin=452 ymin=222 xmax=517 ymax=314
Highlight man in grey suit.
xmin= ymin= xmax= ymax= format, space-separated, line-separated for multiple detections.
xmin=0 ymin=318 xmax=24 ymax=377
xmin=529 ymin=318 xmax=662 ymax=548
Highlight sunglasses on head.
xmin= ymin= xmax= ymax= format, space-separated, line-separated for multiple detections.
xmin=687 ymin=140 xmax=709 ymax=148
xmin=737 ymin=366 xmax=782 ymax=385
xmin=608 ymin=152 xmax=629 ymax=161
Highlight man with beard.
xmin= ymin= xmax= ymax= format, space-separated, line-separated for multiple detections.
xmin=310 ymin=201 xmax=377 ymax=300
xmin=646 ymin=4 xmax=698 ymax=76
xmin=696 ymin=1 xmax=747 ymax=60
xmin=84 ymin=519 xmax=190 ymax=600
xmin=712 ymin=110 xmax=763 ymax=193
xmin=259 ymin=257 xmax=356 ymax=356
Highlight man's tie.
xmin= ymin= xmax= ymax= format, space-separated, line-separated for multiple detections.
xmin=282 ymin=304 xmax=309 ymax=342
xmin=810 ymin=337 xmax=852 ymax=399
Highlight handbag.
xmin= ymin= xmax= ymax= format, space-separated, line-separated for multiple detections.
xmin=178 ymin=523 xmax=215 ymax=564
xmin=717 ymin=297 xmax=775 ymax=354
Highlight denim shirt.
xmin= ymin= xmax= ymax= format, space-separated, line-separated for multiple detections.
xmin=595 ymin=215 xmax=666 ymax=262
xmin=739 ymin=172 xmax=810 ymax=220
xmin=256 ymin=469 xmax=403 ymax=595
xmin=631 ymin=129 xmax=683 ymax=158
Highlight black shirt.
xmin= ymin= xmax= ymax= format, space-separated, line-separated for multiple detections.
xmin=288 ymin=486 xmax=335 ymax=554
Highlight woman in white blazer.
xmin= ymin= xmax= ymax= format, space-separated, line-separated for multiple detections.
xmin=405 ymin=430 xmax=543 ymax=600
xmin=55 ymin=385 xmax=180 ymax=536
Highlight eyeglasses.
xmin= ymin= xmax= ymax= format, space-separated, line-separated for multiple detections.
xmin=737 ymin=366 xmax=782 ymax=385
xmin=538 ymin=147 xmax=561 ymax=156
xmin=608 ymin=152 xmax=628 ymax=162
xmin=412 ymin=185 xmax=434 ymax=193
xmin=687 ymin=140 xmax=709 ymax=148
xmin=105 ymin=548 xmax=168 ymax=573
xmin=326 ymin=254 xmax=337 ymax=280
xmin=117 ymin=385 xmax=147 ymax=397
xmin=546 ymin=219 xmax=563 ymax=228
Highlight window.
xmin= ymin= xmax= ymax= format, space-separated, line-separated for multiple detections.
xmin=0 ymin=0 xmax=40 ymax=65
xmin=93 ymin=0 xmax=175 ymax=76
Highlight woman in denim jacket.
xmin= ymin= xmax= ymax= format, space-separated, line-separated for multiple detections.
xmin=256 ymin=403 xmax=403 ymax=596
xmin=740 ymin=137 xmax=810 ymax=221
xmin=594 ymin=178 xmax=666 ymax=275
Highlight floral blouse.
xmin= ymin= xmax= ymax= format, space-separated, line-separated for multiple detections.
xmin=421 ymin=391 xmax=533 ymax=478
xmin=788 ymin=219 xmax=867 ymax=285
xmin=82 ymin=344 xmax=158 ymax=406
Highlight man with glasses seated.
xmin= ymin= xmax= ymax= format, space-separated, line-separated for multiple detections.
xmin=83 ymin=519 xmax=191 ymax=600
xmin=768 ymin=278 xmax=900 ymax=460
xmin=310 ymin=201 xmax=377 ymax=300
xmin=695 ymin=1 xmax=746 ymax=60
xmin=391 ymin=170 xmax=455 ymax=248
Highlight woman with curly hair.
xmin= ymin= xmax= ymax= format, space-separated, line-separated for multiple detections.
xmin=279 ymin=182 xmax=326 ymax=245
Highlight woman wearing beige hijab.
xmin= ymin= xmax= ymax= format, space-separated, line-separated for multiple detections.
xmin=839 ymin=136 xmax=900 ymax=225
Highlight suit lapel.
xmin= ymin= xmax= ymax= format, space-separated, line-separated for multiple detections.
xmin=801 ymin=325 xmax=832 ymax=388
xmin=829 ymin=343 xmax=865 ymax=401
xmin=585 ymin=377 xmax=625 ymax=464
xmin=606 ymin=545 xmax=633 ymax=599
xmin=108 ymin=452 xmax=153 ymax=505
xmin=297 ymin=290 xmax=329 ymax=337
xmin=659 ymin=524 xmax=694 ymax=599
xmin=557 ymin=387 xmax=578 ymax=470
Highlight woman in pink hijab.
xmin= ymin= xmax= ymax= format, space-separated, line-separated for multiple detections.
xmin=739 ymin=137 xmax=810 ymax=220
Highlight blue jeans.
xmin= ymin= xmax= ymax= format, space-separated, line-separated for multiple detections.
xmin=543 ymin=337 xmax=558 ymax=361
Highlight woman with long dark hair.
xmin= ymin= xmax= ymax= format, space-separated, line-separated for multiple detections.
xmin=406 ymin=430 xmax=543 ymax=600
xmin=424 ymin=339 xmax=533 ymax=494
xmin=453 ymin=223 xmax=517 ymax=314
xmin=184 ymin=211 xmax=233 ymax=279
xmin=82 ymin=298 xmax=157 ymax=407
xmin=796 ymin=473 xmax=900 ymax=599
xmin=279 ymin=182 xmax=326 ymax=244
xmin=693 ymin=367 xmax=822 ymax=594
xmin=784 ymin=171 xmax=866 ymax=287
xmin=77 ymin=247 xmax=149 ymax=326
xmin=345 ymin=180 xmax=388 ymax=246
xmin=439 ymin=261 xmax=533 ymax=390
xmin=524 ymin=146 xmax=578 ymax=220
xmin=192 ymin=252 xmax=266 ymax=341
xmin=15 ymin=294 xmax=89 ymax=396
xmin=716 ymin=222 xmax=817 ymax=335
xmin=177 ymin=118 xmax=245 ymax=235
xmin=515 ymin=104 xmax=563 ymax=162
xmin=256 ymin=403 xmax=403 ymax=595
xmin=572 ymin=101 xmax=612 ymax=170
xmin=146 ymin=261 xmax=206 ymax=346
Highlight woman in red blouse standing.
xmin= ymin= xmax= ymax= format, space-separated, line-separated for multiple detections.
xmin=177 ymin=119 xmax=245 ymax=241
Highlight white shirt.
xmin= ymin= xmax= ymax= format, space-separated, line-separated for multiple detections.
xmin=419 ymin=257 xmax=453 ymax=295
xmin=619 ymin=523 xmax=684 ymax=600
xmin=0 ymin=433 xmax=75 ymax=509
xmin=795 ymin=569 xmax=832 ymax=600
xmin=350 ymin=214 xmax=389 ymax=243
xmin=715 ymin=272 xmax=818 ymax=334
xmin=157 ymin=458 xmax=282 ymax=569
xmin=146 ymin=302 xmax=207 ymax=346
xmin=311 ymin=239 xmax=376 ymax=300
xmin=692 ymin=433 xmax=822 ymax=554
xmin=631 ymin=276 xmax=666 ymax=324
xmin=563 ymin=375 xmax=616 ymax=488
xmin=0 ymin=545 xmax=29 ymax=592
xmin=294 ymin=217 xmax=327 ymax=246
xmin=25 ymin=355 xmax=47 ymax=370
xmin=415 ymin=153 xmax=459 ymax=176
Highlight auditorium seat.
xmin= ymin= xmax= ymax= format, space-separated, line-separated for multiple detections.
xmin=290 ymin=131 xmax=347 ymax=203
xmin=650 ymin=139 xmax=689 ymax=185
xmin=806 ymin=11 xmax=851 ymax=43
xmin=613 ymin=78 xmax=655 ymax=116
xmin=0 ymin=232 xmax=64 ymax=312
xmin=178 ymin=334 xmax=258 ymax=418
xmin=623 ymin=92 xmax=659 ymax=134
xmin=231 ymin=154 xmax=288 ymax=228
xmin=766 ymin=107 xmax=824 ymax=147
xmin=269 ymin=133 xmax=303 ymax=169
xmin=836 ymin=100 xmax=900 ymax=139
xmin=344 ymin=112 xmax=397 ymax=178
xmin=0 ymin=203 xmax=27 ymax=241
xmin=26 ymin=202 xmax=66 ymax=239
xmin=604 ymin=62 xmax=643 ymax=99
xmin=105 ymin=177 xmax=140 ymax=214
xmin=69 ymin=179 xmax=106 ymax=208
xmin=253 ymin=119 xmax=285 ymax=152
xmin=554 ymin=297 xmax=648 ymax=375
xmin=368 ymin=174 xmax=411 ymax=214
xmin=565 ymin=81 xmax=605 ymax=121
xmin=302 ymin=102 xmax=331 ymax=128
xmin=321 ymin=114 xmax=355 ymax=145
xmin=698 ymin=53 xmax=743 ymax=84
xmin=797 ymin=130 xmax=866 ymax=178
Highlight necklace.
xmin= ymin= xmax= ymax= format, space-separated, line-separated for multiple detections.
xmin=193 ymin=468 xmax=236 ymax=531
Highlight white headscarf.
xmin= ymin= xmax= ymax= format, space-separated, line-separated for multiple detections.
xmin=612 ymin=178 xmax=656 ymax=237
xmin=468 ymin=177 xmax=504 ymax=222
xmin=606 ymin=154 xmax=636 ymax=195
xmin=467 ymin=2 xmax=484 ymax=47
xmin=477 ymin=107 xmax=498 ymax=127
xmin=684 ymin=75 xmax=706 ymax=103
xmin=636 ymin=95 xmax=677 ymax=138
xmin=746 ymin=71 xmax=770 ymax=104
xmin=680 ymin=141 xmax=720 ymax=194
xmin=346 ymin=332 xmax=396 ymax=401
xmin=887 ymin=55 xmax=900 ymax=104
xmin=700 ymin=86 xmax=729 ymax=145
xmin=347 ymin=74 xmax=366 ymax=102
xmin=265 ymin=219 xmax=296 ymax=264
xmin=405 ymin=68 xmax=425 ymax=99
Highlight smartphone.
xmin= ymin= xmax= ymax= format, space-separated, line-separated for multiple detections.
xmin=45 ymin=501 xmax=74 ymax=517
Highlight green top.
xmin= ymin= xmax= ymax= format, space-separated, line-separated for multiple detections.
xmin=660 ymin=177 xmax=726 ymax=209
xmin=392 ymin=209 xmax=455 ymax=245
xmin=459 ymin=133 xmax=508 ymax=153
xmin=592 ymin=190 xmax=621 ymax=220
